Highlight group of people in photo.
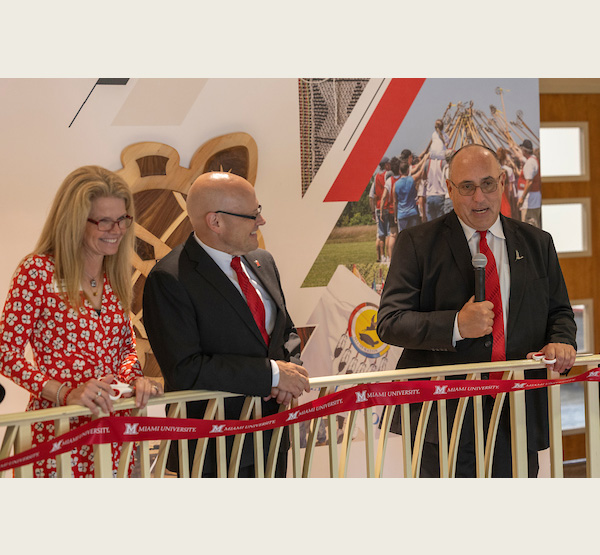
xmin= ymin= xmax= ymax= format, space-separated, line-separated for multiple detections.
xmin=369 ymin=118 xmax=542 ymax=265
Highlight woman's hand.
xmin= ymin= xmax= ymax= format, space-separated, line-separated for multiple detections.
xmin=64 ymin=374 xmax=116 ymax=416
xmin=124 ymin=377 xmax=164 ymax=409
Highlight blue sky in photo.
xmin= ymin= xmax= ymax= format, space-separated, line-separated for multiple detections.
xmin=383 ymin=78 xmax=539 ymax=161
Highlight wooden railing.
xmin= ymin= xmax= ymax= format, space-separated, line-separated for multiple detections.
xmin=1 ymin=354 xmax=599 ymax=478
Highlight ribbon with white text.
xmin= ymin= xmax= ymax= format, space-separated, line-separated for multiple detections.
xmin=2 ymin=368 xmax=599 ymax=473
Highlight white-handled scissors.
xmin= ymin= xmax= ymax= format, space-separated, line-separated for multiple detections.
xmin=532 ymin=352 xmax=557 ymax=365
xmin=109 ymin=380 xmax=133 ymax=400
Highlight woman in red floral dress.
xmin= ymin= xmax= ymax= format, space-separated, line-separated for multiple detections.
xmin=0 ymin=166 xmax=163 ymax=477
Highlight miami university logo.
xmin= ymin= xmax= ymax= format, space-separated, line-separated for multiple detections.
xmin=124 ymin=423 xmax=140 ymax=435
xmin=434 ymin=385 xmax=448 ymax=395
xmin=50 ymin=439 xmax=64 ymax=453
xmin=286 ymin=410 xmax=300 ymax=421
xmin=355 ymin=390 xmax=367 ymax=403
xmin=512 ymin=383 xmax=527 ymax=390
xmin=210 ymin=424 xmax=226 ymax=434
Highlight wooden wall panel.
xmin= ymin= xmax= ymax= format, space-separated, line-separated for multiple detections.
xmin=540 ymin=94 xmax=600 ymax=355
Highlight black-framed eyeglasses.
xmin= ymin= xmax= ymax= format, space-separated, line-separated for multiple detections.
xmin=448 ymin=177 xmax=501 ymax=197
xmin=87 ymin=215 xmax=133 ymax=231
xmin=214 ymin=205 xmax=262 ymax=221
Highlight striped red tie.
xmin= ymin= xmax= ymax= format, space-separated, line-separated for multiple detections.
xmin=479 ymin=231 xmax=505 ymax=380
xmin=231 ymin=256 xmax=270 ymax=346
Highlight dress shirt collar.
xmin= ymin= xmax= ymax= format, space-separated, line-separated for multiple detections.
xmin=193 ymin=233 xmax=234 ymax=264
xmin=455 ymin=214 xmax=505 ymax=243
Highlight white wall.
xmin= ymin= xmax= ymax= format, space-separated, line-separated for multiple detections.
xmin=0 ymin=77 xmax=360 ymax=414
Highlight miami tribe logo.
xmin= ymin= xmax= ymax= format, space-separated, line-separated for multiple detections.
xmin=347 ymin=302 xmax=390 ymax=359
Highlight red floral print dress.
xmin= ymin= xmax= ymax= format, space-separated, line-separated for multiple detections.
xmin=0 ymin=254 xmax=143 ymax=477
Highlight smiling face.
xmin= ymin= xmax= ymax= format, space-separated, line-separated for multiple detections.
xmin=447 ymin=146 xmax=505 ymax=231
xmin=82 ymin=196 xmax=128 ymax=262
xmin=214 ymin=185 xmax=265 ymax=255
xmin=187 ymin=172 xmax=266 ymax=256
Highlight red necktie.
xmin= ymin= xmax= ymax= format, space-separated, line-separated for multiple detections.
xmin=231 ymin=256 xmax=270 ymax=346
xmin=479 ymin=231 xmax=505 ymax=379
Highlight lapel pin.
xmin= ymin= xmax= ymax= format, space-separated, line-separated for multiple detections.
xmin=515 ymin=250 xmax=524 ymax=261
xmin=254 ymin=260 xmax=261 ymax=268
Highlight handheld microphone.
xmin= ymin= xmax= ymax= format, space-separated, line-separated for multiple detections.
xmin=472 ymin=253 xmax=487 ymax=302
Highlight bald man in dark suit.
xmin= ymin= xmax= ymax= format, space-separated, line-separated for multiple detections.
xmin=143 ymin=172 xmax=309 ymax=477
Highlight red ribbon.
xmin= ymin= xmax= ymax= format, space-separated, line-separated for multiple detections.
xmin=2 ymin=368 xmax=599 ymax=473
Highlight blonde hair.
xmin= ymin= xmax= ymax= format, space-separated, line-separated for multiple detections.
xmin=35 ymin=165 xmax=135 ymax=312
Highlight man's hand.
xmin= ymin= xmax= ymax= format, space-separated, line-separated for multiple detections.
xmin=457 ymin=296 xmax=495 ymax=339
xmin=264 ymin=387 xmax=293 ymax=405
xmin=263 ymin=361 xmax=310 ymax=404
xmin=527 ymin=343 xmax=576 ymax=375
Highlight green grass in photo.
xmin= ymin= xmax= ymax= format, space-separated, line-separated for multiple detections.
xmin=302 ymin=224 xmax=389 ymax=287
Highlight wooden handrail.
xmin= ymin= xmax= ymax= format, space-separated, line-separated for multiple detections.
xmin=1 ymin=354 xmax=599 ymax=478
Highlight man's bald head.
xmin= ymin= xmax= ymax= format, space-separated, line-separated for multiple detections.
xmin=187 ymin=172 xmax=253 ymax=228
xmin=187 ymin=172 xmax=265 ymax=254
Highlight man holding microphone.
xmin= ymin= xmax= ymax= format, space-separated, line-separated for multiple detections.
xmin=377 ymin=144 xmax=576 ymax=477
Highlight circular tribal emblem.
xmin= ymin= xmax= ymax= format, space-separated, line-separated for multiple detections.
xmin=347 ymin=302 xmax=389 ymax=359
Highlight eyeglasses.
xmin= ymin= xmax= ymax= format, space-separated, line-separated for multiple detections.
xmin=87 ymin=215 xmax=133 ymax=231
xmin=214 ymin=205 xmax=262 ymax=221
xmin=448 ymin=177 xmax=500 ymax=196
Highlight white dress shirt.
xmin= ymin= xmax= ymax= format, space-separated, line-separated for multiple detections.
xmin=193 ymin=234 xmax=280 ymax=387
xmin=453 ymin=217 xmax=510 ymax=344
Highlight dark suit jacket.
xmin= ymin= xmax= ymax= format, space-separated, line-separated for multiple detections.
xmin=377 ymin=211 xmax=576 ymax=451
xmin=143 ymin=233 xmax=302 ymax=474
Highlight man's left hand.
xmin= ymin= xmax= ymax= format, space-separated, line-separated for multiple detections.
xmin=527 ymin=343 xmax=576 ymax=375
xmin=263 ymin=387 xmax=293 ymax=405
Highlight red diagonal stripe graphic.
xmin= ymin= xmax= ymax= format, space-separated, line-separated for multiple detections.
xmin=324 ymin=78 xmax=426 ymax=202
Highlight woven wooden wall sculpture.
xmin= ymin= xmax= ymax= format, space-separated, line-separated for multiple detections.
xmin=115 ymin=133 xmax=259 ymax=377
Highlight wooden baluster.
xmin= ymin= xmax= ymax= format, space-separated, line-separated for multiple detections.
xmin=375 ymin=402 xmax=396 ymax=478
xmin=289 ymin=398 xmax=301 ymax=478
xmin=509 ymin=369 xmax=528 ymax=477
xmin=215 ymin=398 xmax=226 ymax=478
xmin=584 ymin=365 xmax=600 ymax=477
xmin=54 ymin=417 xmax=71 ymax=478
xmin=14 ymin=425 xmax=33 ymax=478
xmin=363 ymin=406 xmax=375 ymax=478
xmin=547 ymin=367 xmax=564 ymax=478
xmin=252 ymin=399 xmax=264 ymax=478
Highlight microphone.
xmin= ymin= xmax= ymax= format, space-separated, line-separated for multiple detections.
xmin=472 ymin=253 xmax=487 ymax=302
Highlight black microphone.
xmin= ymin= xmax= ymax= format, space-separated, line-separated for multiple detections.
xmin=472 ymin=253 xmax=487 ymax=302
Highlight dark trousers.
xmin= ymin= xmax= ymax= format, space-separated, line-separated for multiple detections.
xmin=417 ymin=395 xmax=540 ymax=478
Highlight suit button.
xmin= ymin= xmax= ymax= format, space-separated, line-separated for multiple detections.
xmin=484 ymin=340 xmax=492 ymax=348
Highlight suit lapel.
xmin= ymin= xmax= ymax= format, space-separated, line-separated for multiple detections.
xmin=442 ymin=211 xmax=474 ymax=290
xmin=184 ymin=236 xmax=266 ymax=345
xmin=501 ymin=216 xmax=528 ymax=342
xmin=243 ymin=252 xmax=284 ymax=311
